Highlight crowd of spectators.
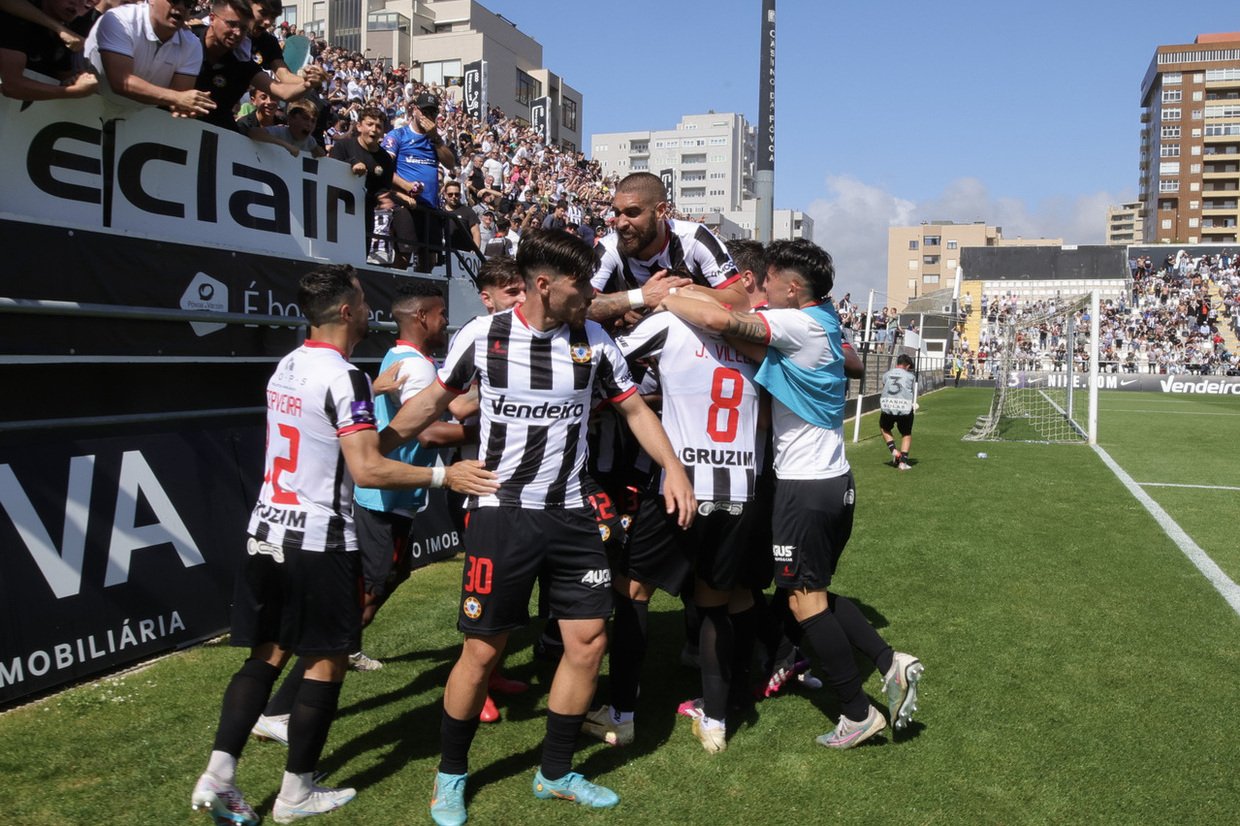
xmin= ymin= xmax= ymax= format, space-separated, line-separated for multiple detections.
xmin=1 ymin=0 xmax=715 ymax=272
xmin=961 ymin=250 xmax=1238 ymax=376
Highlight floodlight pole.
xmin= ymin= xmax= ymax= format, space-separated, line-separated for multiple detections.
xmin=1089 ymin=289 xmax=1099 ymax=444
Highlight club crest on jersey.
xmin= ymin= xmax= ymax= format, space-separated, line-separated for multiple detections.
xmin=462 ymin=596 xmax=483 ymax=620
xmin=619 ymin=514 xmax=633 ymax=531
xmin=570 ymin=342 xmax=592 ymax=364
xmin=598 ymin=523 xmax=611 ymax=542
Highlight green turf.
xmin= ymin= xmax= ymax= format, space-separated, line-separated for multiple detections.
xmin=1 ymin=387 xmax=1238 ymax=825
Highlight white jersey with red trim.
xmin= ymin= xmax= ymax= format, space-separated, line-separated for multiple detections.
xmin=438 ymin=307 xmax=636 ymax=509
xmin=247 ymin=340 xmax=377 ymax=552
xmin=592 ymin=219 xmax=739 ymax=293
xmin=616 ymin=312 xmax=759 ymax=502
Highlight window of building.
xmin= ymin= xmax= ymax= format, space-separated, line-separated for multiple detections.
xmin=1192 ymin=128 xmax=1202 ymax=137
xmin=1189 ymin=218 xmax=1199 ymax=228
xmin=1162 ymin=219 xmax=1172 ymax=229
xmin=1193 ymin=90 xmax=1204 ymax=102
xmin=278 ymin=5 xmax=297 ymax=27
xmin=1190 ymin=182 xmax=1200 ymax=192
xmin=561 ymin=97 xmax=577 ymax=132
xmin=908 ymin=279 xmax=917 ymax=290
xmin=1192 ymin=109 xmax=1203 ymax=120
xmin=515 ymin=70 xmax=540 ymax=106
xmin=1162 ymin=89 xmax=1182 ymax=103
xmin=1160 ymin=144 xmax=1180 ymax=157
xmin=1158 ymin=161 xmax=1180 ymax=175
xmin=421 ymin=59 xmax=462 ymax=87
xmin=908 ymin=260 xmax=918 ymax=271
xmin=923 ymin=235 xmax=940 ymax=246
xmin=1159 ymin=180 xmax=1180 ymax=192
xmin=1163 ymin=107 xmax=1181 ymax=121
xmin=908 ymin=240 xmax=919 ymax=250
xmin=923 ymin=275 xmax=940 ymax=285
xmin=946 ymin=239 xmax=958 ymax=249
xmin=1205 ymin=68 xmax=1240 ymax=82
xmin=1191 ymin=163 xmax=1202 ymax=174
xmin=923 ymin=255 xmax=940 ymax=265
xmin=1161 ymin=125 xmax=1181 ymax=139
xmin=1163 ymin=71 xmax=1182 ymax=84
xmin=946 ymin=259 xmax=956 ymax=270
xmin=708 ymin=136 xmax=727 ymax=145
xmin=1191 ymin=145 xmax=1202 ymax=156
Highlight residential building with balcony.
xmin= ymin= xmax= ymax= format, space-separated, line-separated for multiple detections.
xmin=1105 ymin=201 xmax=1146 ymax=245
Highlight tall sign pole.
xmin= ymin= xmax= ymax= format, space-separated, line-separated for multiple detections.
xmin=755 ymin=0 xmax=776 ymax=244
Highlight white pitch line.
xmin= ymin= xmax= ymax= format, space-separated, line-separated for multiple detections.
xmin=1094 ymin=444 xmax=1240 ymax=617
xmin=1137 ymin=482 xmax=1240 ymax=492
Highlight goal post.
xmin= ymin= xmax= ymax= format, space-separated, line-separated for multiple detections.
xmin=964 ymin=290 xmax=1099 ymax=444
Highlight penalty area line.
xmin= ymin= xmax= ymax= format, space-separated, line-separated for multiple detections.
xmin=1094 ymin=444 xmax=1240 ymax=617
xmin=1137 ymin=482 xmax=1240 ymax=492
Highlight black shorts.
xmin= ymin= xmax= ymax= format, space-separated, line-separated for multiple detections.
xmin=457 ymin=507 xmax=613 ymax=635
xmin=230 ymin=539 xmax=363 ymax=656
xmin=354 ymin=506 xmax=414 ymax=600
xmin=681 ymin=500 xmax=767 ymax=592
xmin=582 ymin=475 xmax=635 ymax=562
xmin=879 ymin=411 xmax=915 ymax=435
xmin=770 ymin=474 xmax=855 ymax=591
xmin=616 ymin=494 xmax=691 ymax=595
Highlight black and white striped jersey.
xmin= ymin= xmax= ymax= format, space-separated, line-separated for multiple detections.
xmin=615 ymin=313 xmax=759 ymax=502
xmin=438 ymin=306 xmax=636 ymax=509
xmin=592 ymin=219 xmax=740 ymax=293
xmin=247 ymin=340 xmax=377 ymax=552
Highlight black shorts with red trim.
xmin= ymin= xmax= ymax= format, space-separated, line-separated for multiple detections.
xmin=770 ymin=473 xmax=855 ymax=591
xmin=457 ymin=506 xmax=613 ymax=635
xmin=230 ymin=539 xmax=363 ymax=656
xmin=354 ymin=505 xmax=414 ymax=600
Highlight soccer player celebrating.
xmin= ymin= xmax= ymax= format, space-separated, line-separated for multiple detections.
xmin=380 ymin=230 xmax=696 ymax=825
xmin=191 ymin=265 xmax=497 ymax=826
xmin=661 ymin=239 xmax=924 ymax=750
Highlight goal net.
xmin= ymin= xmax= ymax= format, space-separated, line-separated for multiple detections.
xmin=964 ymin=292 xmax=1098 ymax=444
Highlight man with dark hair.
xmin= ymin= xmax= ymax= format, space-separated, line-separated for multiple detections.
xmin=379 ymin=230 xmax=696 ymax=825
xmin=0 ymin=0 xmax=98 ymax=101
xmin=541 ymin=200 xmax=569 ymax=231
xmin=660 ymin=238 xmax=924 ymax=751
xmin=191 ymin=265 xmax=497 ymax=826
xmin=726 ymin=239 xmax=769 ymax=295
xmin=879 ymin=354 xmax=917 ymax=470
xmin=84 ymin=0 xmax=210 ymax=113
xmin=194 ymin=0 xmax=309 ymax=131
xmin=474 ymin=255 xmax=524 ymax=310
xmin=442 ymin=180 xmax=482 ymax=254
xmin=588 ymin=172 xmax=746 ymax=327
xmin=329 ymin=106 xmax=394 ymax=256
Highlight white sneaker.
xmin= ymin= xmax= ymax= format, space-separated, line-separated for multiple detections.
xmin=815 ymin=705 xmax=887 ymax=749
xmin=348 ymin=651 xmax=383 ymax=671
xmin=691 ymin=717 xmax=727 ymax=753
xmin=272 ymin=785 xmax=357 ymax=823
xmin=882 ymin=652 xmax=924 ymax=730
xmin=191 ymin=772 xmax=258 ymax=826
xmin=251 ymin=713 xmax=290 ymax=746
xmin=581 ymin=704 xmax=634 ymax=746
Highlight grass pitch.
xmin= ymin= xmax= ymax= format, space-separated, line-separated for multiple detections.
xmin=1 ymin=387 xmax=1238 ymax=825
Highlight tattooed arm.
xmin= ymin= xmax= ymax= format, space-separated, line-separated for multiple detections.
xmin=660 ymin=294 xmax=770 ymax=343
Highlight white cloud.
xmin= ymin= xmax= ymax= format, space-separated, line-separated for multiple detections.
xmin=806 ymin=175 xmax=1134 ymax=304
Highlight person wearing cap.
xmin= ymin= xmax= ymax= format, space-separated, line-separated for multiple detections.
xmin=382 ymin=90 xmax=456 ymax=270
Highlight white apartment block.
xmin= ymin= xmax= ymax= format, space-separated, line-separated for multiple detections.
xmin=591 ymin=113 xmax=756 ymax=216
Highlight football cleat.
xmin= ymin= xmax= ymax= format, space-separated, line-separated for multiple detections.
xmin=581 ymin=705 xmax=634 ymax=746
xmin=532 ymin=770 xmax=619 ymax=808
xmin=429 ymin=772 xmax=468 ymax=826
xmin=882 ymin=652 xmax=924 ymax=730
xmin=191 ymin=772 xmax=258 ymax=826
xmin=272 ymin=785 xmax=356 ymax=823
xmin=815 ymin=705 xmax=887 ymax=749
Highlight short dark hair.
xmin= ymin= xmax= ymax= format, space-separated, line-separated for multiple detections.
xmin=298 ymin=264 xmax=357 ymax=326
xmin=615 ymin=172 xmax=666 ymax=203
xmin=476 ymin=256 xmax=522 ymax=291
xmin=896 ymin=354 xmax=914 ymax=369
xmin=516 ymin=228 xmax=594 ymax=284
xmin=358 ymin=106 xmax=385 ymax=125
xmin=726 ymin=239 xmax=767 ymax=287
xmin=391 ymin=281 xmax=444 ymax=314
xmin=254 ymin=0 xmax=281 ymax=17
xmin=767 ymin=238 xmax=835 ymax=302
xmin=213 ymin=0 xmax=254 ymax=20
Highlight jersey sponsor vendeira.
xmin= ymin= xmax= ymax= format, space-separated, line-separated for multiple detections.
xmin=438 ymin=307 xmax=636 ymax=509
xmin=248 ymin=340 xmax=376 ymax=552
xmin=591 ymin=219 xmax=739 ymax=293
xmin=616 ymin=313 xmax=759 ymax=501
xmin=354 ymin=341 xmax=440 ymax=517
xmin=753 ymin=304 xmax=850 ymax=480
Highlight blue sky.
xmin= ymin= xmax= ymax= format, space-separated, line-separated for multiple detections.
xmin=477 ymin=1 xmax=1235 ymax=298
